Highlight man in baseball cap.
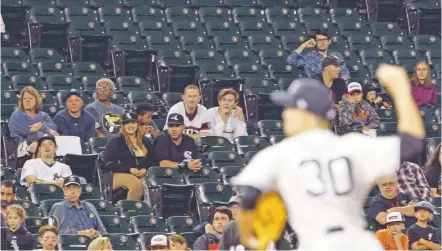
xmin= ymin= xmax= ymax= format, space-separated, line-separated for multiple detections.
xmin=167 ymin=113 xmax=184 ymax=126
xmin=407 ymin=201 xmax=441 ymax=250
xmin=375 ymin=212 xmax=409 ymax=250
xmin=149 ymin=234 xmax=168 ymax=250
xmin=53 ymin=88 xmax=95 ymax=142
xmin=313 ymin=56 xmax=348 ymax=105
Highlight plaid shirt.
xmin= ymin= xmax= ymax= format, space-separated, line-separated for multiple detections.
xmin=286 ymin=50 xmax=350 ymax=78
xmin=397 ymin=162 xmax=432 ymax=201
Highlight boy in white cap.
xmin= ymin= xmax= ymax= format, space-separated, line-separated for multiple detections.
xmin=150 ymin=234 xmax=168 ymax=251
xmin=407 ymin=201 xmax=441 ymax=250
xmin=375 ymin=212 xmax=409 ymax=250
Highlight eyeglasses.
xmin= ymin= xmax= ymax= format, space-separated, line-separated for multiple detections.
xmin=316 ymin=38 xmax=329 ymax=42
xmin=96 ymin=86 xmax=113 ymax=91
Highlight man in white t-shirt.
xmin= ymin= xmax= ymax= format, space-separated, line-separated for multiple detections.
xmin=164 ymin=85 xmax=210 ymax=140
xmin=21 ymin=134 xmax=72 ymax=188
xmin=233 ymin=64 xmax=425 ymax=250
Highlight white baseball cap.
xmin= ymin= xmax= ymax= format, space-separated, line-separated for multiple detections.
xmin=386 ymin=212 xmax=404 ymax=224
xmin=150 ymin=234 xmax=168 ymax=247
xmin=347 ymin=82 xmax=363 ymax=94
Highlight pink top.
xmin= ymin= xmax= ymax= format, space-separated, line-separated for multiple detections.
xmin=411 ymin=81 xmax=436 ymax=107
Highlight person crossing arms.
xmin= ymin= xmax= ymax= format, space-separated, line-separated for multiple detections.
xmin=232 ymin=64 xmax=426 ymax=250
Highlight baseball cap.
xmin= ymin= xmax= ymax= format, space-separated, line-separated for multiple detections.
xmin=386 ymin=212 xmax=404 ymax=224
xmin=228 ymin=196 xmax=240 ymax=206
xmin=63 ymin=175 xmax=81 ymax=187
xmin=150 ymin=234 xmax=168 ymax=247
xmin=63 ymin=89 xmax=82 ymax=102
xmin=36 ymin=133 xmax=57 ymax=147
xmin=322 ymin=56 xmax=341 ymax=68
xmin=121 ymin=112 xmax=137 ymax=123
xmin=167 ymin=113 xmax=184 ymax=125
xmin=270 ymin=78 xmax=336 ymax=120
xmin=347 ymin=82 xmax=363 ymax=94
xmin=414 ymin=201 xmax=436 ymax=214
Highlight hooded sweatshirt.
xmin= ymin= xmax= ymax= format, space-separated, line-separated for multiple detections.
xmin=338 ymin=96 xmax=381 ymax=132
xmin=6 ymin=225 xmax=36 ymax=251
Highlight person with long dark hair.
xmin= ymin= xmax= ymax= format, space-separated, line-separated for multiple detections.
xmin=425 ymin=143 xmax=441 ymax=197
xmin=410 ymin=61 xmax=436 ymax=108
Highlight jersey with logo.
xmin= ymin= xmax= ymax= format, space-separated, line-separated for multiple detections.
xmin=20 ymin=159 xmax=72 ymax=186
xmin=232 ymin=129 xmax=400 ymax=250
xmin=164 ymin=102 xmax=209 ymax=134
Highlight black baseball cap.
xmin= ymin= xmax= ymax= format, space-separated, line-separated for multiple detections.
xmin=167 ymin=113 xmax=184 ymax=125
xmin=37 ymin=133 xmax=57 ymax=147
xmin=63 ymin=175 xmax=81 ymax=187
xmin=121 ymin=112 xmax=137 ymax=123
xmin=270 ymin=78 xmax=336 ymax=120
xmin=322 ymin=56 xmax=341 ymax=68
xmin=63 ymin=89 xmax=82 ymax=102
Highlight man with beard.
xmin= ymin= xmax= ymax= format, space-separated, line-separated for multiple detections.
xmin=287 ymin=31 xmax=349 ymax=79
xmin=154 ymin=113 xmax=202 ymax=171
xmin=54 ymin=89 xmax=95 ymax=142
xmin=1 ymin=180 xmax=16 ymax=226
xmin=85 ymin=78 xmax=125 ymax=138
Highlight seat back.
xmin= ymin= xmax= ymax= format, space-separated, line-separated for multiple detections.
xmin=58 ymin=235 xmax=91 ymax=251
xmin=29 ymin=184 xmax=64 ymax=204
xmin=131 ymin=215 xmax=168 ymax=233
xmin=84 ymin=199 xmax=118 ymax=216
xmin=234 ymin=136 xmax=269 ymax=155
xmin=147 ymin=166 xmax=185 ymax=186
xmin=257 ymin=120 xmax=283 ymax=137
xmin=105 ymin=233 xmax=137 ymax=250
xmin=99 ymin=215 xmax=131 ymax=233
xmin=207 ymin=151 xmax=245 ymax=168
xmin=116 ymin=200 xmax=153 ymax=218
xmin=183 ymin=167 xmax=220 ymax=185
xmin=219 ymin=166 xmax=242 ymax=184
xmin=196 ymin=136 xmax=235 ymax=154
xmin=166 ymin=216 xmax=199 ymax=234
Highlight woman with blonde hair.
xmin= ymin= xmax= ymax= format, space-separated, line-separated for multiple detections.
xmin=88 ymin=236 xmax=113 ymax=250
xmin=410 ymin=61 xmax=436 ymax=108
xmin=8 ymin=86 xmax=58 ymax=158
xmin=103 ymin=112 xmax=156 ymax=200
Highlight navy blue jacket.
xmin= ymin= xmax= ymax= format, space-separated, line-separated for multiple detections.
xmin=53 ymin=109 xmax=95 ymax=142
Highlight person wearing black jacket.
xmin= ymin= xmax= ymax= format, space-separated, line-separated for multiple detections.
xmin=103 ymin=112 xmax=156 ymax=200
xmin=5 ymin=204 xmax=36 ymax=250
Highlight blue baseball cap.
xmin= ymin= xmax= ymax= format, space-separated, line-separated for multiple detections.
xmin=63 ymin=89 xmax=82 ymax=102
xmin=270 ymin=78 xmax=336 ymax=120
xmin=414 ymin=201 xmax=436 ymax=214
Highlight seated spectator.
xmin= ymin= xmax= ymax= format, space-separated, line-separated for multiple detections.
xmin=408 ymin=201 xmax=441 ymax=250
xmin=49 ymin=175 xmax=107 ymax=237
xmin=20 ymin=133 xmax=72 ymax=188
xmin=1 ymin=180 xmax=16 ymax=225
xmin=368 ymin=175 xmax=417 ymax=231
xmin=164 ymin=85 xmax=210 ymax=140
xmin=411 ymin=61 xmax=436 ymax=108
xmin=53 ymin=89 xmax=95 ymax=142
xmin=87 ymin=236 xmax=113 ymax=251
xmin=228 ymin=196 xmax=240 ymax=220
xmin=397 ymin=161 xmax=432 ymax=201
xmin=339 ymin=82 xmax=381 ymax=136
xmin=375 ymin=212 xmax=409 ymax=250
xmin=36 ymin=225 xmax=59 ymax=251
xmin=425 ymin=143 xmax=441 ymax=197
xmin=205 ymin=89 xmax=247 ymax=143
xmin=85 ymin=78 xmax=124 ymax=138
xmin=287 ymin=30 xmax=349 ymax=79
xmin=169 ymin=234 xmax=189 ymax=251
xmin=150 ymin=234 xmax=168 ymax=251
xmin=5 ymin=205 xmax=36 ymax=250
xmin=154 ymin=113 xmax=202 ymax=171
xmin=103 ymin=112 xmax=156 ymax=200
xmin=363 ymin=84 xmax=391 ymax=109
xmin=313 ymin=56 xmax=348 ymax=107
xmin=9 ymin=86 xmax=58 ymax=158
xmin=136 ymin=102 xmax=160 ymax=140
xmin=194 ymin=206 xmax=233 ymax=250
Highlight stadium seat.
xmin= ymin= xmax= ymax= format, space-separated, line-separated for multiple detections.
xmin=182 ymin=167 xmax=221 ymax=185
xmin=264 ymin=7 xmax=297 ymax=24
xmin=219 ymin=166 xmax=242 ymax=184
xmin=156 ymin=50 xmax=198 ymax=92
xmin=329 ymin=8 xmax=362 ymax=24
xmin=56 ymin=0 xmax=88 ymax=8
xmin=196 ymin=136 xmax=235 ymax=154
xmin=88 ymin=137 xmax=110 ymax=154
xmin=238 ymin=20 xmax=272 ymax=37
xmin=190 ymin=49 xmax=225 ymax=66
xmin=207 ymin=151 xmax=245 ymax=168
xmin=29 ymin=184 xmax=64 ymax=204
xmin=146 ymin=35 xmax=180 ymax=51
xmin=337 ymin=21 xmax=371 ymax=38
xmin=123 ymin=0 xmax=156 ymax=7
xmin=180 ymin=232 xmax=199 ymax=247
xmin=196 ymin=182 xmax=233 ymax=221
xmin=258 ymin=49 xmax=288 ymax=66
xmin=166 ymin=216 xmax=199 ymax=234
xmin=116 ymin=200 xmax=153 ymax=219
xmin=370 ymin=22 xmax=404 ymax=37
xmin=213 ymin=35 xmax=248 ymax=51
xmin=1 ymin=91 xmax=19 ymax=105
xmin=359 ymin=49 xmax=395 ymax=70
xmin=99 ymin=215 xmax=131 ymax=233
xmin=392 ymin=49 xmax=423 ymax=75
xmin=58 ymin=235 xmax=92 ymax=251
xmin=1 ymin=76 xmax=14 ymax=91
xmin=376 ymin=108 xmax=397 ymax=122
xmin=81 ymin=75 xmax=102 ymax=91
xmin=171 ymin=21 xmax=206 ymax=37
xmin=426 ymin=49 xmax=441 ymax=66
xmin=248 ymin=35 xmax=282 ymax=51
xmin=0 ymin=105 xmax=16 ymax=121
xmin=1 ymin=48 xmax=29 ymax=63
xmin=271 ymin=20 xmax=305 ymax=38
xmin=297 ymin=7 xmax=329 ymax=24
xmin=303 ymin=20 xmax=340 ymax=38
xmin=104 ymin=20 xmax=138 ymax=37
xmin=12 ymin=200 xmax=42 ymax=217
xmin=84 ymin=199 xmax=118 ymax=216
xmin=3 ymin=61 xmax=38 ymax=77
xmin=268 ymin=61 xmax=304 ymax=79
xmin=257 ymin=120 xmax=283 ymax=137
xmin=89 ymin=0 xmax=123 ymax=8
xmin=157 ymin=0 xmax=192 ymax=7
xmin=37 ymin=61 xmax=72 ymax=77
xmin=291 ymin=0 xmax=324 ymax=8
xmin=232 ymin=7 xmax=266 ymax=24
xmin=269 ymin=135 xmax=285 ymax=144
xmin=224 ymin=0 xmax=259 ymax=7
xmin=413 ymin=35 xmax=441 ymax=52
xmin=116 ymin=76 xmax=153 ymax=92
xmin=405 ymin=1 xmax=441 ymax=36
xmin=11 ymin=74 xmax=47 ymax=91
xmin=78 ymin=184 xmax=102 ymax=200
xmin=347 ymin=35 xmax=382 ymax=51
xmin=0 ymin=167 xmax=16 ymax=182
xmin=244 ymin=151 xmax=258 ymax=163
xmin=25 ymin=217 xmax=53 ymax=234
xmin=233 ymin=63 xmax=269 ymax=79
xmin=198 ymin=7 xmax=231 ymax=23
xmin=379 ymin=35 xmax=414 ymax=52
xmin=346 ymin=63 xmax=371 ymax=85
xmin=104 ymin=233 xmax=137 ymax=250
xmin=162 ymin=92 xmax=182 ymax=107
xmin=379 ymin=122 xmax=398 ymax=136
xmin=197 ymin=62 xmax=238 ymax=85
xmin=40 ymin=199 xmax=64 ymax=217
xmin=147 ymin=167 xmax=186 ymax=186
xmin=131 ymin=215 xmax=168 ymax=233
xmin=29 ymin=48 xmax=64 ymax=66
xmin=165 ymin=7 xmax=197 ymax=24
xmin=127 ymin=91 xmax=160 ymax=105
xmin=234 ymin=136 xmax=269 ymax=155
xmin=425 ymin=123 xmax=441 ymax=138
xmin=242 ymin=79 xmax=282 ymax=121
xmin=224 ymin=49 xmax=258 ymax=67
xmin=205 ymin=21 xmax=240 ymax=37
xmin=131 ymin=6 xmax=164 ymax=24
xmin=138 ymin=21 xmax=173 ymax=38
xmin=281 ymin=35 xmax=309 ymax=51
xmin=180 ymin=35 xmax=214 ymax=51
xmin=72 ymin=62 xmax=107 ymax=78
xmin=98 ymin=6 xmax=132 ymax=24
xmin=46 ymin=75 xmax=82 ymax=91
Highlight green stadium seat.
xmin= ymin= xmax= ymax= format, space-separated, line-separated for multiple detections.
xmin=171 ymin=21 xmax=206 ymax=37
xmin=88 ymin=137 xmax=110 ymax=154
xmin=234 ymin=136 xmax=269 ymax=155
xmin=72 ymin=62 xmax=107 ymax=78
xmin=196 ymin=136 xmax=235 ymax=155
xmin=25 ymin=217 xmax=56 ymax=234
xmin=29 ymin=48 xmax=65 ymax=66
xmin=413 ymin=35 xmax=441 ymax=52
xmin=116 ymin=200 xmax=153 ymax=219
xmin=347 ymin=35 xmax=382 ymax=51
xmin=207 ymin=151 xmax=245 ymax=169
xmin=257 ymin=120 xmax=283 ymax=137
xmin=46 ymin=75 xmax=82 ymax=91
xmin=219 ymin=166 xmax=242 ymax=184
xmin=1 ymin=48 xmax=29 ymax=63
xmin=84 ymin=199 xmax=118 ymax=216
xmin=182 ymin=167 xmax=220 ymax=185
xmin=127 ymin=91 xmax=160 ymax=105
xmin=213 ymin=35 xmax=248 ymax=51
xmin=329 ymin=8 xmax=362 ymax=24
xmin=162 ymin=92 xmax=183 ymax=107
xmin=265 ymin=7 xmax=297 ymax=24
xmin=198 ymin=7 xmax=231 ymax=23
xmin=268 ymin=61 xmax=303 ymax=79
xmin=180 ymin=35 xmax=214 ymax=51
xmin=123 ymin=0 xmax=156 ymax=7
xmin=205 ymin=21 xmax=240 ymax=37
xmin=224 ymin=0 xmax=258 ymax=7
xmin=104 ymin=233 xmax=137 ymax=250
xmin=234 ymin=63 xmax=269 ymax=79
xmin=244 ymin=151 xmax=258 ymax=164
xmin=29 ymin=184 xmax=64 ymax=204
xmin=131 ymin=6 xmax=165 ymax=24
xmin=166 ymin=216 xmax=199 ymax=234
xmin=131 ymin=215 xmax=168 ymax=233
xmin=258 ymin=48 xmax=288 ymax=66
xmin=98 ymin=6 xmax=132 ymax=24
xmin=224 ymin=49 xmax=260 ymax=67
xmin=232 ymin=7 xmax=265 ymax=24
xmin=190 ymin=49 xmax=225 ymax=67
xmin=100 ymin=215 xmax=132 ymax=233
xmin=376 ymin=108 xmax=397 ymax=122
xmin=89 ymin=0 xmax=123 ymax=8
xmin=281 ymin=34 xmax=309 ymax=51
xmin=379 ymin=35 xmax=414 ymax=52
xmin=12 ymin=200 xmax=42 ymax=217
xmin=370 ymin=22 xmax=404 ymax=37
xmin=37 ymin=61 xmax=72 ymax=77
xmin=1 ymin=91 xmax=19 ymax=106
xmin=138 ymin=21 xmax=173 ymax=38
xmin=359 ymin=49 xmax=395 ymax=70
xmin=1 ymin=167 xmax=16 ymax=182
xmin=40 ymin=199 xmax=64 ymax=217
xmin=297 ymin=7 xmax=329 ymax=24
xmin=116 ymin=76 xmax=153 ymax=92
xmin=165 ymin=7 xmax=197 ymax=24
xmin=3 ymin=61 xmax=38 ymax=77
xmin=196 ymin=182 xmax=233 ymax=220
xmin=58 ymin=235 xmax=92 ymax=251
xmin=248 ymin=35 xmax=282 ymax=52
